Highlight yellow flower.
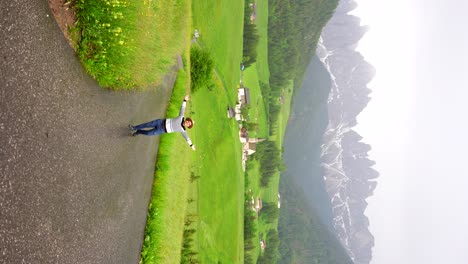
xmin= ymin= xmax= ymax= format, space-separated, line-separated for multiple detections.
xmin=119 ymin=41 xmax=124 ymax=45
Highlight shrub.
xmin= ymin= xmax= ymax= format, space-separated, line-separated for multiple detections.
xmin=190 ymin=46 xmax=214 ymax=92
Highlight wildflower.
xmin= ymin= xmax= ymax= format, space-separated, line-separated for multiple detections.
xmin=119 ymin=40 xmax=124 ymax=45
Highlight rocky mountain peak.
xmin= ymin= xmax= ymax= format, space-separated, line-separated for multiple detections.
xmin=317 ymin=0 xmax=378 ymax=263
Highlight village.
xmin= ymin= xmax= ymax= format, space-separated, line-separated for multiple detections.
xmin=227 ymin=83 xmax=282 ymax=253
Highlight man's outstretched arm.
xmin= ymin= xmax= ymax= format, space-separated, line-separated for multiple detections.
xmin=179 ymin=95 xmax=190 ymax=117
xmin=181 ymin=131 xmax=195 ymax=151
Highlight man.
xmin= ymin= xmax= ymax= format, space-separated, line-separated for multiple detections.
xmin=129 ymin=95 xmax=196 ymax=151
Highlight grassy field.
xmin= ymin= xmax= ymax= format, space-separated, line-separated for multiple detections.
xmin=74 ymin=0 xmax=190 ymax=89
xmin=191 ymin=86 xmax=244 ymax=264
xmin=191 ymin=1 xmax=246 ymax=263
xmin=192 ymin=1 xmax=245 ymax=102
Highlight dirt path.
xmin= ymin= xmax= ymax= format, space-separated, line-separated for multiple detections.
xmin=0 ymin=1 xmax=178 ymax=263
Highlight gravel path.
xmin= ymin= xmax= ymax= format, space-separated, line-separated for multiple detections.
xmin=0 ymin=1 xmax=178 ymax=263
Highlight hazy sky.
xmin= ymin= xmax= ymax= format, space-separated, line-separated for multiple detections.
xmin=352 ymin=0 xmax=468 ymax=263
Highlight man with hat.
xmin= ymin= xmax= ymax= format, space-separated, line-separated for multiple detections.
xmin=129 ymin=95 xmax=196 ymax=151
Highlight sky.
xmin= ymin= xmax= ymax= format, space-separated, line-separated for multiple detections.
xmin=351 ymin=0 xmax=468 ymax=263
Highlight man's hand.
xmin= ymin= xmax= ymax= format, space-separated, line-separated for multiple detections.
xmin=184 ymin=95 xmax=190 ymax=101
xmin=191 ymin=145 xmax=196 ymax=151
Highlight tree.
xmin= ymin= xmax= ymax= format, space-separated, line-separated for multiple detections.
xmin=260 ymin=202 xmax=279 ymax=223
xmin=245 ymin=122 xmax=258 ymax=132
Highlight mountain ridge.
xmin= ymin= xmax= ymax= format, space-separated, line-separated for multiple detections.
xmin=317 ymin=0 xmax=378 ymax=263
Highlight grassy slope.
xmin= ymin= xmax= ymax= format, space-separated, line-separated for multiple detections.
xmin=74 ymin=0 xmax=190 ymax=89
xmin=191 ymin=1 xmax=245 ymax=263
xmin=191 ymin=87 xmax=244 ymax=264
xmin=192 ymin=1 xmax=245 ymax=102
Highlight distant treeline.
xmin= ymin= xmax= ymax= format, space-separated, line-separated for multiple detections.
xmin=267 ymin=0 xmax=339 ymax=89
xmin=278 ymin=174 xmax=353 ymax=264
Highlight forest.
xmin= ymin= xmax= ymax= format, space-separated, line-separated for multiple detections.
xmin=267 ymin=0 xmax=338 ymax=89
xmin=278 ymin=174 xmax=353 ymax=264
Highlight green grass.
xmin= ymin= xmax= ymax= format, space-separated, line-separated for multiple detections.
xmin=140 ymin=69 xmax=193 ymax=264
xmin=190 ymin=2 xmax=246 ymax=262
xmin=192 ymin=1 xmax=245 ymax=102
xmin=190 ymin=83 xmax=244 ymax=264
xmin=74 ymin=0 xmax=190 ymax=89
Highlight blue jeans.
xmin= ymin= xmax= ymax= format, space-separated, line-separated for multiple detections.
xmin=133 ymin=119 xmax=166 ymax=136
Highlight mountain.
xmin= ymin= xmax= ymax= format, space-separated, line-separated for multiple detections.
xmin=316 ymin=0 xmax=378 ymax=263
xmin=280 ymin=56 xmax=353 ymax=264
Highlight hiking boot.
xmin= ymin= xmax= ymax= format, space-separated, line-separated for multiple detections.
xmin=128 ymin=125 xmax=135 ymax=131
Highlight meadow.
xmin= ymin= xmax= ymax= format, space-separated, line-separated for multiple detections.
xmin=192 ymin=1 xmax=245 ymax=102
xmin=140 ymin=1 xmax=246 ymax=263
xmin=190 ymin=2 xmax=246 ymax=262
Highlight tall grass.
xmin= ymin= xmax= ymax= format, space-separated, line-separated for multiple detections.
xmin=74 ymin=0 xmax=190 ymax=89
